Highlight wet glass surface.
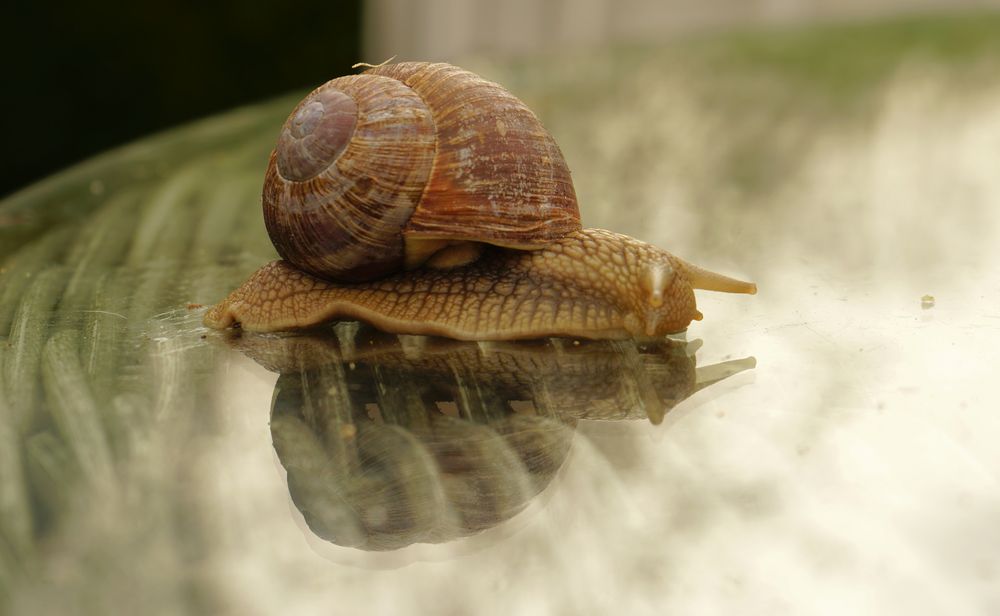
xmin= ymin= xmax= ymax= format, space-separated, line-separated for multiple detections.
xmin=3 ymin=16 xmax=1000 ymax=614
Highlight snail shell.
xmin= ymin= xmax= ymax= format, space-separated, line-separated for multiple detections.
xmin=264 ymin=62 xmax=580 ymax=282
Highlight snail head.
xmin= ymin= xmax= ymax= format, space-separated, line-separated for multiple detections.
xmin=627 ymin=260 xmax=701 ymax=338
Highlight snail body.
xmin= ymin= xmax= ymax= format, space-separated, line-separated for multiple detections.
xmin=204 ymin=62 xmax=756 ymax=339
xmin=206 ymin=228 xmax=753 ymax=339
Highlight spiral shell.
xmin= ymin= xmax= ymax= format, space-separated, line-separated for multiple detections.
xmin=263 ymin=62 xmax=581 ymax=282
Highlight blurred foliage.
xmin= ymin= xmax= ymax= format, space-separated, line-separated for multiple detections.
xmin=2 ymin=0 xmax=361 ymax=199
xmin=697 ymin=11 xmax=1000 ymax=100
xmin=686 ymin=12 xmax=1000 ymax=195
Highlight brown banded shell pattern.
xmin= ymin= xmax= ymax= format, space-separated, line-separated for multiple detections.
xmin=367 ymin=62 xmax=580 ymax=250
xmin=264 ymin=62 xmax=581 ymax=283
xmin=264 ymin=74 xmax=437 ymax=281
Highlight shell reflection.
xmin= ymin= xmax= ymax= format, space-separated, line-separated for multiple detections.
xmin=230 ymin=326 xmax=754 ymax=551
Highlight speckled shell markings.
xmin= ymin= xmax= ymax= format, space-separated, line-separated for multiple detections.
xmin=264 ymin=62 xmax=582 ymax=284
xmin=366 ymin=62 xmax=581 ymax=249
xmin=264 ymin=74 xmax=437 ymax=281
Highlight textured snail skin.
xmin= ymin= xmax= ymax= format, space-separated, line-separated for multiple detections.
xmin=203 ymin=229 xmax=756 ymax=340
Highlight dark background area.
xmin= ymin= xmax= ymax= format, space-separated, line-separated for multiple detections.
xmin=3 ymin=0 xmax=362 ymax=198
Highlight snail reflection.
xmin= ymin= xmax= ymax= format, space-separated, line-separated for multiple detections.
xmin=229 ymin=325 xmax=754 ymax=551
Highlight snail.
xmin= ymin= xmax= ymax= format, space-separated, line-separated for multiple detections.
xmin=204 ymin=62 xmax=756 ymax=340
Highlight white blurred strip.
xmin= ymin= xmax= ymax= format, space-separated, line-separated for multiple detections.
xmin=364 ymin=0 xmax=1000 ymax=61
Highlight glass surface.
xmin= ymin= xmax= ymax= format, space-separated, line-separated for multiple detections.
xmin=3 ymin=15 xmax=1000 ymax=614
